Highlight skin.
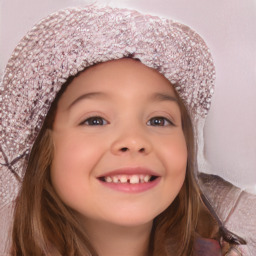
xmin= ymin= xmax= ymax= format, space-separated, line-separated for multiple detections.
xmin=51 ymin=58 xmax=187 ymax=256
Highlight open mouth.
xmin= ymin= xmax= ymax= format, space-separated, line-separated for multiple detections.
xmin=98 ymin=174 xmax=158 ymax=184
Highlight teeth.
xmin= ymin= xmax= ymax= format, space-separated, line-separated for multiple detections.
xmin=130 ymin=175 xmax=140 ymax=184
xmin=105 ymin=176 xmax=112 ymax=183
xmin=113 ymin=176 xmax=119 ymax=183
xmin=144 ymin=175 xmax=150 ymax=182
xmin=103 ymin=174 xmax=153 ymax=184
xmin=120 ymin=176 xmax=128 ymax=183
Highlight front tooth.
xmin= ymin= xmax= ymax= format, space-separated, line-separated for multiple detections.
xmin=105 ymin=176 xmax=112 ymax=183
xmin=113 ymin=176 xmax=119 ymax=183
xmin=144 ymin=175 xmax=151 ymax=182
xmin=120 ymin=176 xmax=128 ymax=183
xmin=130 ymin=175 xmax=140 ymax=184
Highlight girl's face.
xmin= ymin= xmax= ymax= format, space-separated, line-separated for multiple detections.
xmin=51 ymin=58 xmax=187 ymax=228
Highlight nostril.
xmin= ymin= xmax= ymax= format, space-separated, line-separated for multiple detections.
xmin=119 ymin=147 xmax=146 ymax=153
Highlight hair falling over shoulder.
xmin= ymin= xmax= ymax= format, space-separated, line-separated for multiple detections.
xmin=11 ymin=126 xmax=98 ymax=256
xmin=10 ymin=82 xmax=220 ymax=256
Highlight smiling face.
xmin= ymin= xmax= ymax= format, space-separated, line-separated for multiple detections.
xmin=51 ymin=58 xmax=187 ymax=228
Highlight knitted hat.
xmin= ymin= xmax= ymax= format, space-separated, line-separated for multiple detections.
xmin=0 ymin=4 xmax=215 ymax=208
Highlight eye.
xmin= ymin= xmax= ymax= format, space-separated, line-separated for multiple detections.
xmin=147 ymin=116 xmax=174 ymax=126
xmin=80 ymin=116 xmax=108 ymax=126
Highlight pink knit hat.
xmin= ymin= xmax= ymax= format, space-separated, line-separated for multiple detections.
xmin=0 ymin=4 xmax=215 ymax=206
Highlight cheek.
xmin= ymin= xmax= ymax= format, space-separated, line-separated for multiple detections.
xmin=158 ymin=133 xmax=187 ymax=208
xmin=52 ymin=135 xmax=86 ymax=175
xmin=52 ymin=131 xmax=102 ymax=171
xmin=160 ymin=132 xmax=188 ymax=174
xmin=50 ymin=132 xmax=100 ymax=204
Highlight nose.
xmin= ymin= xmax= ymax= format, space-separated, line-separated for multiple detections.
xmin=110 ymin=128 xmax=152 ymax=156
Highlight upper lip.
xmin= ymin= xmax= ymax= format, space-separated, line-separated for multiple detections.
xmin=97 ymin=167 xmax=160 ymax=178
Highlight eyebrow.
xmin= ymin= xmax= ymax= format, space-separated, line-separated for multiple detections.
xmin=67 ymin=91 xmax=178 ymax=110
xmin=67 ymin=92 xmax=107 ymax=110
xmin=151 ymin=92 xmax=178 ymax=103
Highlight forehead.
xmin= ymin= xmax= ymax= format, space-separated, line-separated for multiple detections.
xmin=59 ymin=58 xmax=177 ymax=104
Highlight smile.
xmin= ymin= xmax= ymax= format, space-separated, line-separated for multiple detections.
xmin=100 ymin=174 xmax=158 ymax=184
xmin=97 ymin=167 xmax=161 ymax=193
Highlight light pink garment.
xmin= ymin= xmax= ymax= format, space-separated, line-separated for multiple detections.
xmin=199 ymin=174 xmax=256 ymax=256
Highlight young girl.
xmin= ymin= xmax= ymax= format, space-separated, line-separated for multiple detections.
xmin=0 ymin=5 xmax=246 ymax=256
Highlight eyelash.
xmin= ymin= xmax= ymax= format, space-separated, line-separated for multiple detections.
xmin=79 ymin=116 xmax=174 ymax=127
xmin=79 ymin=116 xmax=108 ymax=126
xmin=147 ymin=116 xmax=175 ymax=127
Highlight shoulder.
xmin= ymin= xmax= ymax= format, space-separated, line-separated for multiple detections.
xmin=198 ymin=173 xmax=256 ymax=256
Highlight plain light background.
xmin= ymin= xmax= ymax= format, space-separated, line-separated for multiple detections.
xmin=1 ymin=0 xmax=256 ymax=193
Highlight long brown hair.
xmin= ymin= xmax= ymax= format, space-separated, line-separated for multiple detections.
xmin=11 ymin=64 xmax=220 ymax=256
xmin=152 ymin=92 xmax=221 ymax=255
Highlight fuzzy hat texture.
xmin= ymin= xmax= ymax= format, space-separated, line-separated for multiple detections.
xmin=0 ymin=4 xmax=215 ymax=206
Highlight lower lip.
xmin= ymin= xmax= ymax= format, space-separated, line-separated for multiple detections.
xmin=98 ymin=178 xmax=161 ymax=193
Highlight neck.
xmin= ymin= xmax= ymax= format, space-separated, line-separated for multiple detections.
xmin=82 ymin=220 xmax=153 ymax=256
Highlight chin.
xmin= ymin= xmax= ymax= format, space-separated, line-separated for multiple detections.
xmin=102 ymin=208 xmax=164 ymax=228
